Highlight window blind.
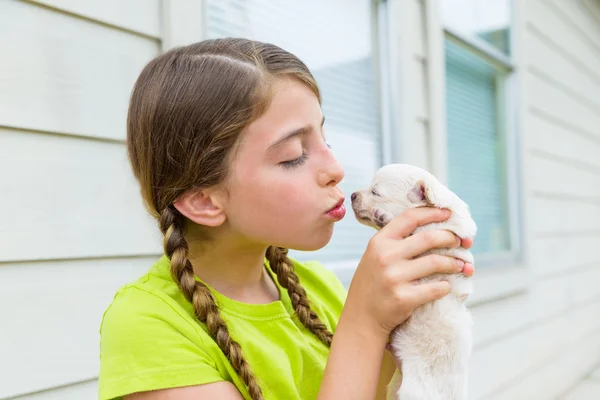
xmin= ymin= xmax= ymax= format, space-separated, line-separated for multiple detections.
xmin=445 ymin=39 xmax=510 ymax=255
xmin=205 ymin=0 xmax=382 ymax=262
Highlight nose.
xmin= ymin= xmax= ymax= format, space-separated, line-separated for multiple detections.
xmin=351 ymin=192 xmax=357 ymax=201
xmin=318 ymin=151 xmax=345 ymax=187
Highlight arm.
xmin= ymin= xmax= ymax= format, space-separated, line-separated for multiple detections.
xmin=376 ymin=350 xmax=398 ymax=400
xmin=124 ymin=382 xmax=244 ymax=400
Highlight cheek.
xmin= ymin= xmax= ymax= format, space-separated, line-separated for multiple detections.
xmin=229 ymin=171 xmax=312 ymax=222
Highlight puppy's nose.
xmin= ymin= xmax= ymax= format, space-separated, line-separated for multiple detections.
xmin=351 ymin=192 xmax=357 ymax=201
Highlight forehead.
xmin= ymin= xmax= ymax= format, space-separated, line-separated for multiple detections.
xmin=238 ymin=78 xmax=322 ymax=150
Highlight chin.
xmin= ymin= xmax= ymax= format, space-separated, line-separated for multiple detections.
xmin=286 ymin=228 xmax=334 ymax=252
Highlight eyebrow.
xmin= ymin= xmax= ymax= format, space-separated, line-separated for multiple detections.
xmin=267 ymin=116 xmax=326 ymax=152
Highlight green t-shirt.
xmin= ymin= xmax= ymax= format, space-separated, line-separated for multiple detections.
xmin=98 ymin=255 xmax=347 ymax=400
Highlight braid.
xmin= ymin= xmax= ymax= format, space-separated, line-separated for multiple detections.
xmin=266 ymin=246 xmax=334 ymax=346
xmin=159 ymin=207 xmax=264 ymax=400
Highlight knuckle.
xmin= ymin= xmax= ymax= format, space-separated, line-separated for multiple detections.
xmin=393 ymin=289 xmax=408 ymax=305
xmin=454 ymin=235 xmax=462 ymax=248
xmin=430 ymin=254 xmax=449 ymax=268
xmin=368 ymin=234 xmax=384 ymax=250
xmin=430 ymin=281 xmax=450 ymax=298
xmin=421 ymin=230 xmax=437 ymax=245
xmin=376 ymin=249 xmax=395 ymax=268
xmin=402 ymin=209 xmax=420 ymax=230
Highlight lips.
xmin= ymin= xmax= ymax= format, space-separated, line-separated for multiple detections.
xmin=327 ymin=198 xmax=345 ymax=213
xmin=326 ymin=197 xmax=346 ymax=220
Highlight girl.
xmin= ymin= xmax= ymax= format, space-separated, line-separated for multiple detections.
xmin=98 ymin=38 xmax=474 ymax=400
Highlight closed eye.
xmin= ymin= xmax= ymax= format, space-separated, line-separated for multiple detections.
xmin=371 ymin=189 xmax=380 ymax=197
xmin=280 ymin=153 xmax=308 ymax=169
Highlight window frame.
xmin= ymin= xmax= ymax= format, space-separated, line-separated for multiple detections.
xmin=430 ymin=0 xmax=531 ymax=306
xmin=439 ymin=0 xmax=524 ymax=267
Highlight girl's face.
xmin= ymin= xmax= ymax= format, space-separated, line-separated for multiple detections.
xmin=223 ymin=78 xmax=346 ymax=251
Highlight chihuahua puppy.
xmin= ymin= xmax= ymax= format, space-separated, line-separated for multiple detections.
xmin=351 ymin=163 xmax=477 ymax=400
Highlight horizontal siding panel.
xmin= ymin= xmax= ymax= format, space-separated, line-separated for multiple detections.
xmin=0 ymin=1 xmax=159 ymax=141
xmin=8 ymin=379 xmax=97 ymax=400
xmin=469 ymin=295 xmax=600 ymax=399
xmin=529 ymin=197 xmax=600 ymax=233
xmin=525 ymin=24 xmax=600 ymax=107
xmin=0 ymin=257 xmax=156 ymax=398
xmin=547 ymin=0 xmax=600 ymax=56
xmin=0 ymin=129 xmax=162 ymax=262
xmin=529 ymin=236 xmax=600 ymax=277
xmin=528 ymin=109 xmax=600 ymax=168
xmin=527 ymin=72 xmax=600 ymax=139
xmin=27 ymin=0 xmax=162 ymax=38
xmin=487 ymin=329 xmax=600 ymax=400
xmin=527 ymin=151 xmax=600 ymax=199
xmin=471 ymin=265 xmax=600 ymax=349
xmin=526 ymin=0 xmax=600 ymax=76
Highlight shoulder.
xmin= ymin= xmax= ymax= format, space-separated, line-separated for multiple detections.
xmin=98 ymin=257 xmax=224 ymax=399
xmin=100 ymin=256 xmax=198 ymax=337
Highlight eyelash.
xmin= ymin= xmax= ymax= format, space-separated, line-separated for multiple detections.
xmin=280 ymin=152 xmax=308 ymax=169
xmin=280 ymin=139 xmax=332 ymax=169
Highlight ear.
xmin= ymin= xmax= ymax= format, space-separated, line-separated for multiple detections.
xmin=408 ymin=179 xmax=454 ymax=208
xmin=173 ymin=188 xmax=227 ymax=227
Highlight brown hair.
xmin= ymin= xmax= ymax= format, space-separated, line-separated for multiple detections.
xmin=126 ymin=38 xmax=333 ymax=399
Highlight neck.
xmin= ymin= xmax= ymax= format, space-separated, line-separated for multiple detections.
xmin=185 ymin=228 xmax=280 ymax=304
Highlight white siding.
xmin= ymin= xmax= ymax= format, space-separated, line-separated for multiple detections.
xmin=7 ymin=380 xmax=97 ymax=400
xmin=0 ymin=1 xmax=159 ymax=141
xmin=3 ymin=0 xmax=600 ymax=399
xmin=472 ymin=0 xmax=600 ymax=397
xmin=26 ymin=0 xmax=161 ymax=38
xmin=411 ymin=0 xmax=600 ymax=398
xmin=0 ymin=0 xmax=162 ymax=398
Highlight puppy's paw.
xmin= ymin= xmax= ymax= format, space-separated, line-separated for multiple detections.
xmin=372 ymin=208 xmax=394 ymax=228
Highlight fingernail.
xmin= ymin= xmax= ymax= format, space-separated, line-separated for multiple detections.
xmin=456 ymin=259 xmax=465 ymax=270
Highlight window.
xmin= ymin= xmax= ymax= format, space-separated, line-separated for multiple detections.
xmin=441 ymin=0 xmax=520 ymax=262
xmin=204 ymin=1 xmax=383 ymax=270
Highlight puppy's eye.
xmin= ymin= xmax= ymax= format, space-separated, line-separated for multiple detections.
xmin=371 ymin=189 xmax=380 ymax=197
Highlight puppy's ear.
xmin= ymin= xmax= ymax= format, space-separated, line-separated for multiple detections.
xmin=408 ymin=179 xmax=454 ymax=208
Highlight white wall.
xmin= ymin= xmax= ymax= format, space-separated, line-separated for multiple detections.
xmin=398 ymin=0 xmax=600 ymax=398
xmin=0 ymin=1 xmax=162 ymax=398
xmin=3 ymin=0 xmax=600 ymax=399
xmin=486 ymin=1 xmax=600 ymax=396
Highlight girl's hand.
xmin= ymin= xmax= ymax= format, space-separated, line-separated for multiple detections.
xmin=344 ymin=207 xmax=469 ymax=339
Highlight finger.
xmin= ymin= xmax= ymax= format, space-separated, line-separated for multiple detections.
xmin=409 ymin=280 xmax=451 ymax=307
xmin=380 ymin=207 xmax=451 ymax=239
xmin=462 ymin=263 xmax=475 ymax=277
xmin=398 ymin=229 xmax=461 ymax=259
xmin=403 ymin=254 xmax=465 ymax=281
xmin=461 ymin=237 xmax=474 ymax=249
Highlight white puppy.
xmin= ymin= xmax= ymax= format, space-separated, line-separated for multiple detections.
xmin=351 ymin=163 xmax=477 ymax=400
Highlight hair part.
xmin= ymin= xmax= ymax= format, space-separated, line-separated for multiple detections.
xmin=127 ymin=38 xmax=331 ymax=400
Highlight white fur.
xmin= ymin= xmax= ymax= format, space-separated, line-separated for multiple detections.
xmin=351 ymin=163 xmax=477 ymax=400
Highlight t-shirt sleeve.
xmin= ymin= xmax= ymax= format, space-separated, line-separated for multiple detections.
xmin=98 ymin=286 xmax=224 ymax=400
